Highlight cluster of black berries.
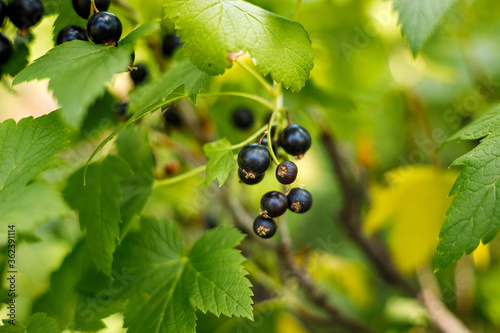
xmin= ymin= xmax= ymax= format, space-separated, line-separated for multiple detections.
xmin=237 ymin=122 xmax=313 ymax=239
xmin=0 ymin=0 xmax=44 ymax=68
xmin=56 ymin=0 xmax=121 ymax=46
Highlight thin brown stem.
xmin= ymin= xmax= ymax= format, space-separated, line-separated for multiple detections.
xmin=320 ymin=128 xmax=418 ymax=297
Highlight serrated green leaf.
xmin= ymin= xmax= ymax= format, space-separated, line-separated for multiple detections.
xmin=164 ymin=0 xmax=314 ymax=91
xmin=116 ymin=127 xmax=154 ymax=237
xmin=393 ymin=0 xmax=457 ymax=56
xmin=114 ymin=217 xmax=253 ymax=333
xmin=26 ymin=313 xmax=60 ymax=333
xmin=120 ymin=19 xmax=161 ymax=47
xmin=128 ymin=57 xmax=211 ymax=114
xmin=436 ymin=105 xmax=500 ymax=270
xmin=0 ymin=113 xmax=68 ymax=200
xmin=202 ymin=138 xmax=236 ymax=187
xmin=33 ymin=240 xmax=114 ymax=331
xmin=13 ymin=41 xmax=132 ymax=128
xmin=0 ymin=182 xmax=70 ymax=235
xmin=64 ymin=156 xmax=133 ymax=276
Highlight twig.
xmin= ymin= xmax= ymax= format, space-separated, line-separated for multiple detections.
xmin=278 ymin=219 xmax=375 ymax=333
xmin=320 ymin=128 xmax=418 ymax=297
xmin=417 ymin=267 xmax=472 ymax=333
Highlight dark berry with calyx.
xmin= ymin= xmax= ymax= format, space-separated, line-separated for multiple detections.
xmin=115 ymin=102 xmax=128 ymax=119
xmin=238 ymin=168 xmax=264 ymax=185
xmin=87 ymin=11 xmax=121 ymax=45
xmin=56 ymin=25 xmax=88 ymax=45
xmin=276 ymin=160 xmax=298 ymax=185
xmin=161 ymin=32 xmax=181 ymax=57
xmin=287 ymin=188 xmax=312 ymax=214
xmin=0 ymin=1 xmax=7 ymax=27
xmin=260 ymin=191 xmax=288 ymax=218
xmin=279 ymin=124 xmax=312 ymax=157
xmin=130 ymin=64 xmax=148 ymax=85
xmin=237 ymin=143 xmax=271 ymax=177
xmin=72 ymin=0 xmax=110 ymax=19
xmin=253 ymin=216 xmax=277 ymax=239
xmin=8 ymin=0 xmax=44 ymax=30
xmin=232 ymin=107 xmax=254 ymax=130
xmin=260 ymin=136 xmax=277 ymax=154
xmin=163 ymin=105 xmax=182 ymax=128
xmin=0 ymin=33 xmax=12 ymax=65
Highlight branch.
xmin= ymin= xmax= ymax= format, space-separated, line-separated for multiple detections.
xmin=320 ymin=128 xmax=418 ymax=297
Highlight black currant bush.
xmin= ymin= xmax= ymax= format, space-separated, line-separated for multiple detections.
xmin=1 ymin=0 xmax=500 ymax=333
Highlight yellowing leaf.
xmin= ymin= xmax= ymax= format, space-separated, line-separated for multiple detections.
xmin=471 ymin=242 xmax=490 ymax=271
xmin=364 ymin=166 xmax=458 ymax=274
xmin=307 ymin=252 xmax=372 ymax=307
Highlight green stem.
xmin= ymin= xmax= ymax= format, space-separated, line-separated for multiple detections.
xmin=293 ymin=0 xmax=302 ymax=21
xmin=199 ymin=92 xmax=274 ymax=110
xmin=154 ymin=125 xmax=268 ymax=189
xmin=267 ymin=83 xmax=283 ymax=166
xmin=154 ymin=164 xmax=207 ymax=189
xmin=235 ymin=59 xmax=274 ymax=96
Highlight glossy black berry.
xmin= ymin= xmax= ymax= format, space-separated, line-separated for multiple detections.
xmin=72 ymin=0 xmax=110 ymax=19
xmin=56 ymin=25 xmax=88 ymax=45
xmin=238 ymin=168 xmax=264 ymax=185
xmin=260 ymin=191 xmax=288 ymax=218
xmin=161 ymin=32 xmax=181 ymax=57
xmin=287 ymin=188 xmax=312 ymax=214
xmin=237 ymin=143 xmax=271 ymax=176
xmin=8 ymin=0 xmax=44 ymax=30
xmin=276 ymin=161 xmax=298 ymax=185
xmin=232 ymin=107 xmax=254 ymax=130
xmin=87 ymin=11 xmax=121 ymax=45
xmin=0 ymin=33 xmax=12 ymax=66
xmin=163 ymin=105 xmax=182 ymax=128
xmin=253 ymin=216 xmax=277 ymax=239
xmin=0 ymin=1 xmax=7 ymax=27
xmin=279 ymin=124 xmax=312 ymax=157
xmin=130 ymin=64 xmax=148 ymax=85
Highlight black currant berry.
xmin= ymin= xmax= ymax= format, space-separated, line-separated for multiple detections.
xmin=237 ymin=143 xmax=271 ymax=177
xmin=163 ymin=105 xmax=182 ymax=128
xmin=260 ymin=191 xmax=288 ymax=218
xmin=56 ymin=25 xmax=88 ymax=45
xmin=238 ymin=168 xmax=264 ymax=185
xmin=279 ymin=124 xmax=312 ymax=157
xmin=8 ymin=0 xmax=44 ymax=30
xmin=0 ymin=1 xmax=7 ymax=27
xmin=232 ymin=107 xmax=254 ymax=130
xmin=130 ymin=63 xmax=148 ymax=85
xmin=0 ymin=33 xmax=12 ymax=66
xmin=253 ymin=216 xmax=277 ymax=239
xmin=72 ymin=0 xmax=110 ymax=19
xmin=287 ymin=188 xmax=312 ymax=214
xmin=114 ymin=102 xmax=128 ymax=119
xmin=161 ymin=32 xmax=181 ymax=57
xmin=276 ymin=161 xmax=298 ymax=185
xmin=87 ymin=11 xmax=121 ymax=45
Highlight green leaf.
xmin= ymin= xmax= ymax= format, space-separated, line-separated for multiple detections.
xmin=393 ymin=0 xmax=457 ymax=56
xmin=114 ymin=217 xmax=253 ymax=333
xmin=64 ymin=156 xmax=133 ymax=276
xmin=0 ymin=182 xmax=70 ymax=235
xmin=116 ymin=127 xmax=155 ymax=237
xmin=0 ymin=35 xmax=31 ymax=77
xmin=202 ymin=138 xmax=236 ymax=187
xmin=164 ymin=0 xmax=314 ymax=91
xmin=33 ymin=240 xmax=117 ymax=331
xmin=436 ymin=105 xmax=500 ymax=270
xmin=128 ymin=57 xmax=211 ymax=114
xmin=0 ymin=321 xmax=25 ymax=333
xmin=13 ymin=41 xmax=132 ymax=128
xmin=26 ymin=313 xmax=61 ymax=333
xmin=0 ymin=113 xmax=68 ymax=200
